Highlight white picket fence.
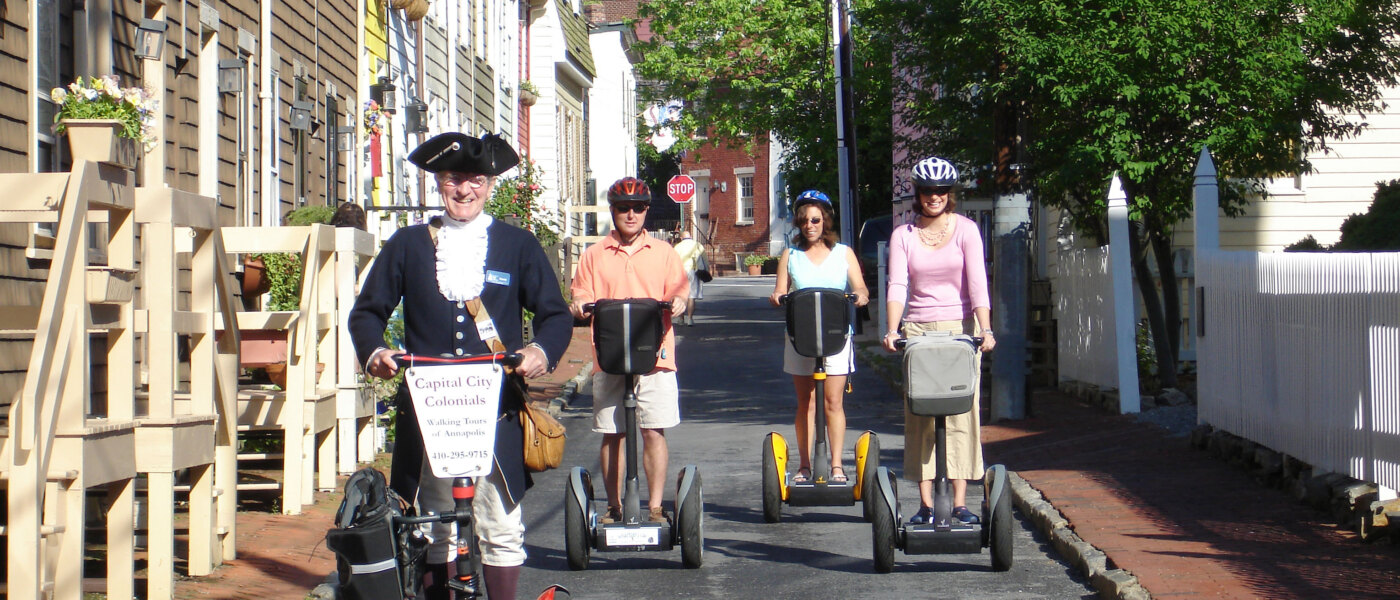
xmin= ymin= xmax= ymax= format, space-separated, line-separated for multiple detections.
xmin=1193 ymin=148 xmax=1400 ymax=492
xmin=1054 ymin=245 xmax=1119 ymax=391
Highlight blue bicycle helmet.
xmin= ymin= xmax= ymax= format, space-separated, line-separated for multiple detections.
xmin=792 ymin=189 xmax=831 ymax=213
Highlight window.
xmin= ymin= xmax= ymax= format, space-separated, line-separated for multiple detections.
xmin=738 ymin=175 xmax=755 ymax=224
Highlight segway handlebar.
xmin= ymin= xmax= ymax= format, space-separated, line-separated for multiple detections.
xmin=580 ymin=300 xmax=674 ymax=314
xmin=892 ymin=336 xmax=984 ymax=350
xmin=399 ymin=351 xmax=523 ymax=368
xmin=775 ymin=292 xmax=860 ymax=305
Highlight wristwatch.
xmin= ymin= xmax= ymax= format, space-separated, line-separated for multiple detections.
xmin=980 ymin=329 xmax=994 ymax=337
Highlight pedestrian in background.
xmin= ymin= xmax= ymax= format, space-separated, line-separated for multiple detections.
xmin=570 ymin=177 xmax=690 ymax=524
xmin=348 ymin=132 xmax=573 ymax=600
xmin=768 ymin=189 xmax=869 ymax=484
xmin=673 ymin=229 xmax=705 ymax=325
xmin=881 ymin=156 xmax=996 ymax=526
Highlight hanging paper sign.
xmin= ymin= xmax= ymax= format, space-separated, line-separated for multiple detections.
xmin=406 ymin=361 xmax=504 ymax=477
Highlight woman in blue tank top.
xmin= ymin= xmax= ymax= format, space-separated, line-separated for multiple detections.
xmin=768 ymin=190 xmax=870 ymax=483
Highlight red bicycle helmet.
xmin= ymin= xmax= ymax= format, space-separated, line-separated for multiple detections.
xmin=606 ymin=177 xmax=652 ymax=204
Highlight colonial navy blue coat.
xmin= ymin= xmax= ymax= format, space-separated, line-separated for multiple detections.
xmin=348 ymin=219 xmax=572 ymax=504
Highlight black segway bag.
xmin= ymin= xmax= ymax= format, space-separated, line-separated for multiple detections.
xmin=785 ymin=287 xmax=850 ymax=358
xmin=903 ymin=331 xmax=979 ymax=417
xmin=325 ymin=467 xmax=424 ymax=600
xmin=592 ymin=298 xmax=664 ymax=375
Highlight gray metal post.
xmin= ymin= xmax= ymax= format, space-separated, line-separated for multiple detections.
xmin=990 ymin=191 xmax=1030 ymax=421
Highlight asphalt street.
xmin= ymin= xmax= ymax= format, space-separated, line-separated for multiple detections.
xmin=516 ymin=276 xmax=1095 ymax=599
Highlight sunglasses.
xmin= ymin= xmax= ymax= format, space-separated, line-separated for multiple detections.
xmin=801 ymin=217 xmax=823 ymax=225
xmin=917 ymin=185 xmax=954 ymax=196
xmin=612 ymin=203 xmax=649 ymax=214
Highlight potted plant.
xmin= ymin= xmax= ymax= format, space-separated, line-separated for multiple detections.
xmin=744 ymin=253 xmax=769 ymax=276
xmin=244 ymin=205 xmax=337 ymax=388
xmin=51 ymin=75 xmax=156 ymax=168
xmin=518 ymin=80 xmax=540 ymax=107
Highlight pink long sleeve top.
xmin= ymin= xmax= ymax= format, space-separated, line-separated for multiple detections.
xmin=886 ymin=215 xmax=991 ymax=323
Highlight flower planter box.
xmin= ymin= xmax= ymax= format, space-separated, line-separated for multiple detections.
xmin=86 ymin=267 xmax=137 ymax=303
xmin=62 ymin=119 xmax=138 ymax=169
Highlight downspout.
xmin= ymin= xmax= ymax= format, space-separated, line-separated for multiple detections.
xmin=260 ymin=0 xmax=277 ymax=225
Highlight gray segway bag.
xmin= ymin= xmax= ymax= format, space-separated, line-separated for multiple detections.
xmin=785 ymin=287 xmax=850 ymax=358
xmin=592 ymin=298 xmax=664 ymax=375
xmin=903 ymin=331 xmax=979 ymax=417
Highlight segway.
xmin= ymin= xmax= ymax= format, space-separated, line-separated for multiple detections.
xmin=564 ymin=299 xmax=704 ymax=570
xmin=762 ymin=288 xmax=881 ymax=523
xmin=870 ymin=333 xmax=1013 ymax=572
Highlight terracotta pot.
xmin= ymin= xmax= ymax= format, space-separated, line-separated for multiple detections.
xmin=265 ymin=362 xmax=325 ymax=390
xmin=747 ymin=264 xmax=762 ymax=275
xmin=242 ymin=257 xmax=271 ymax=296
xmin=62 ymin=119 xmax=137 ymax=169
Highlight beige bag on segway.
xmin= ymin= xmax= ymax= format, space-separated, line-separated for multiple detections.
xmin=903 ymin=331 xmax=979 ymax=417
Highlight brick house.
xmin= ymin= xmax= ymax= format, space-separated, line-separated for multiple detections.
xmin=681 ymin=139 xmax=789 ymax=273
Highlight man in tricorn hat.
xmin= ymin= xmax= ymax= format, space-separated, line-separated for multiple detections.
xmin=349 ymin=132 xmax=572 ymax=599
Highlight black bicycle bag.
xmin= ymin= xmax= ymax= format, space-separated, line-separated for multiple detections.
xmin=592 ymin=298 xmax=664 ymax=375
xmin=325 ymin=467 xmax=425 ymax=600
xmin=785 ymin=287 xmax=850 ymax=358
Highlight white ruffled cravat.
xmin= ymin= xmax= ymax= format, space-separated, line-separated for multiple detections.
xmin=435 ymin=213 xmax=492 ymax=302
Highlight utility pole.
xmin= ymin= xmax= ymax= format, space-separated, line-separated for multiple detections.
xmin=831 ymin=0 xmax=859 ymax=245
xmin=990 ymin=58 xmax=1030 ymax=421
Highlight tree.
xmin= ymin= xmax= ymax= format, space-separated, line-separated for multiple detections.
xmin=865 ymin=0 xmax=1400 ymax=387
xmin=634 ymin=0 xmax=893 ymax=227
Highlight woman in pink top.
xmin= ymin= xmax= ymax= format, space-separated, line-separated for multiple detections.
xmin=881 ymin=156 xmax=996 ymax=526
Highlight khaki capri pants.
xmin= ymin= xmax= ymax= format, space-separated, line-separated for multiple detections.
xmin=901 ymin=318 xmax=985 ymax=481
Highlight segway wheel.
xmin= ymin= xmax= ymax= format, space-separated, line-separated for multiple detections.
xmin=859 ymin=432 xmax=881 ymax=522
xmin=678 ymin=471 xmax=704 ymax=568
xmin=871 ymin=468 xmax=896 ymax=574
xmin=761 ymin=436 xmax=783 ymax=523
xmin=989 ymin=473 xmax=1014 ymax=572
xmin=564 ymin=468 xmax=593 ymax=571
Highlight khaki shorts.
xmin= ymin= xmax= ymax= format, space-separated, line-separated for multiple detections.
xmin=782 ymin=335 xmax=855 ymax=376
xmin=592 ymin=370 xmax=681 ymax=433
xmin=415 ymin=459 xmax=525 ymax=566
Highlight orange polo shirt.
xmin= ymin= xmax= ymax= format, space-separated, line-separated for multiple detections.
xmin=571 ymin=231 xmax=690 ymax=372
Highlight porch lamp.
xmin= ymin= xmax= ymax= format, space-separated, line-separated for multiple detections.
xmin=218 ymin=58 xmax=246 ymax=94
xmin=135 ymin=18 xmax=169 ymax=60
xmin=333 ymin=126 xmax=355 ymax=153
xmin=405 ymin=98 xmax=429 ymax=134
xmin=369 ymin=76 xmax=397 ymax=114
xmin=290 ymin=100 xmax=315 ymax=131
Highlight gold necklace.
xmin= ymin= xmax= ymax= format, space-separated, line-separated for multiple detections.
xmin=917 ymin=216 xmax=953 ymax=247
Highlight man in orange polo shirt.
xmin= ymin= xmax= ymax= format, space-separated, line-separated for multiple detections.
xmin=569 ymin=177 xmax=690 ymax=524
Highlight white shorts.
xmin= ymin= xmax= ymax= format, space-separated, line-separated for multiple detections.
xmin=415 ymin=459 xmax=526 ymax=567
xmin=782 ymin=336 xmax=855 ymax=376
xmin=592 ymin=370 xmax=681 ymax=432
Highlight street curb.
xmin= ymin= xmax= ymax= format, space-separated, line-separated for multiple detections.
xmin=550 ymin=361 xmax=592 ymax=415
xmin=1008 ymin=472 xmax=1151 ymax=600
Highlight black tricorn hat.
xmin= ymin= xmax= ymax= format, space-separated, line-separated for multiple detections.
xmin=408 ymin=132 xmax=520 ymax=176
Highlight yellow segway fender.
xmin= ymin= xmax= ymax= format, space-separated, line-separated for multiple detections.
xmin=854 ymin=430 xmax=875 ymax=500
xmin=767 ymin=432 xmax=790 ymax=500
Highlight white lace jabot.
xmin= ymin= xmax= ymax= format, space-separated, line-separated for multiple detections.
xmin=435 ymin=213 xmax=493 ymax=302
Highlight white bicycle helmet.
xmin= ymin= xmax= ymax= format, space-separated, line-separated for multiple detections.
xmin=911 ymin=156 xmax=959 ymax=188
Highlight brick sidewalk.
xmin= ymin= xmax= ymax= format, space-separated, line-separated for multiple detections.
xmin=174 ymin=325 xmax=594 ymax=599
xmin=984 ymin=389 xmax=1400 ymax=599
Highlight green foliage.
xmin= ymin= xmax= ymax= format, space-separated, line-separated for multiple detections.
xmin=1284 ymin=235 xmax=1328 ymax=253
xmin=859 ymin=0 xmax=1400 ymax=381
xmin=634 ymin=0 xmax=894 ymax=225
xmin=744 ymin=253 xmax=770 ymax=267
xmin=51 ymin=75 xmax=157 ymax=149
xmin=1334 ymin=180 xmax=1400 ymax=251
xmin=488 ymin=156 xmax=560 ymax=248
xmin=1136 ymin=319 xmax=1160 ymax=394
xmin=252 ymin=205 xmax=338 ymax=311
xmin=518 ymin=80 xmax=539 ymax=95
xmin=285 ymin=204 xmax=337 ymax=226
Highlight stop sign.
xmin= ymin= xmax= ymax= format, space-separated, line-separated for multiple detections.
xmin=667 ymin=175 xmax=697 ymax=203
